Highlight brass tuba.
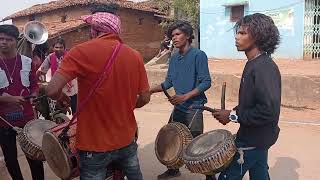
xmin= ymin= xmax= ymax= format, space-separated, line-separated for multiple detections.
xmin=17 ymin=21 xmax=48 ymax=58
xmin=23 ymin=21 xmax=48 ymax=45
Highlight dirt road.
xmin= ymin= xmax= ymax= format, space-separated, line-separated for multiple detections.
xmin=1 ymin=97 xmax=319 ymax=180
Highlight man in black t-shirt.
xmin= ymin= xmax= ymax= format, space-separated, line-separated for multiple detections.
xmin=212 ymin=13 xmax=281 ymax=180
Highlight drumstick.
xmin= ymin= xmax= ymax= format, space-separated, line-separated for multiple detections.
xmin=24 ymin=95 xmax=36 ymax=100
xmin=161 ymin=83 xmax=172 ymax=99
xmin=221 ymin=82 xmax=226 ymax=110
xmin=0 ymin=115 xmax=15 ymax=129
xmin=162 ymin=83 xmax=218 ymax=113
xmin=32 ymin=95 xmax=47 ymax=102
xmin=189 ymin=105 xmax=217 ymax=113
xmin=24 ymin=95 xmax=47 ymax=102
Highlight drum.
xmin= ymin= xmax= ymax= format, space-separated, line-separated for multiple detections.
xmin=183 ymin=129 xmax=236 ymax=175
xmin=42 ymin=119 xmax=124 ymax=180
xmin=34 ymin=83 xmax=51 ymax=120
xmin=35 ymin=84 xmax=70 ymax=120
xmin=155 ymin=122 xmax=193 ymax=169
xmin=42 ymin=119 xmax=78 ymax=179
xmin=16 ymin=119 xmax=57 ymax=161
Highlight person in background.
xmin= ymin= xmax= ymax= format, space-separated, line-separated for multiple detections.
xmin=37 ymin=38 xmax=77 ymax=114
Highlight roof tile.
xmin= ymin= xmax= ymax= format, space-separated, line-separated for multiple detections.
xmin=3 ymin=0 xmax=164 ymax=21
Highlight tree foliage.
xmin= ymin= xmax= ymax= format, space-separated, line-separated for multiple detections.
xmin=155 ymin=0 xmax=200 ymax=29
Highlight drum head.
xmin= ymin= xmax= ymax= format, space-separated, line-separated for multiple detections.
xmin=42 ymin=132 xmax=71 ymax=179
xmin=24 ymin=119 xmax=57 ymax=148
xmin=155 ymin=123 xmax=186 ymax=164
xmin=184 ymin=129 xmax=233 ymax=160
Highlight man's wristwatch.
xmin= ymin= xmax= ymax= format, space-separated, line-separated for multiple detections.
xmin=229 ymin=110 xmax=238 ymax=123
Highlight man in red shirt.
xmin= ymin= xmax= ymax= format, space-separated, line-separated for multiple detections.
xmin=0 ymin=25 xmax=44 ymax=180
xmin=46 ymin=6 xmax=150 ymax=180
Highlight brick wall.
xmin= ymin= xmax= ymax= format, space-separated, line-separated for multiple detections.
xmin=47 ymin=26 xmax=91 ymax=51
xmin=119 ymin=9 xmax=165 ymax=61
xmin=12 ymin=6 xmax=164 ymax=60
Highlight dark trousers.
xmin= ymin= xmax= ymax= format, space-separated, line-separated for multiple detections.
xmin=218 ymin=148 xmax=270 ymax=180
xmin=168 ymin=108 xmax=204 ymax=137
xmin=0 ymin=128 xmax=44 ymax=180
xmin=167 ymin=108 xmax=215 ymax=179
xmin=70 ymin=94 xmax=77 ymax=115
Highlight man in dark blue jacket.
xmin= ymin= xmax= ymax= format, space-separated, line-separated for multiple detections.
xmin=213 ymin=13 xmax=281 ymax=180
xmin=150 ymin=20 xmax=212 ymax=180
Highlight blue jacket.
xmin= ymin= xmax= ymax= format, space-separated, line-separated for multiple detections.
xmin=162 ymin=47 xmax=211 ymax=112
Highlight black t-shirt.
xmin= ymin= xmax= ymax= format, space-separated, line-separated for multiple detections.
xmin=235 ymin=53 xmax=281 ymax=149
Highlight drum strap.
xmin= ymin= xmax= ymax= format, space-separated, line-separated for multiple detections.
xmin=58 ymin=41 xmax=123 ymax=141
xmin=187 ymin=109 xmax=199 ymax=129
xmin=169 ymin=108 xmax=200 ymax=129
xmin=169 ymin=109 xmax=174 ymax=123
xmin=237 ymin=147 xmax=256 ymax=175
xmin=162 ymin=83 xmax=200 ymax=129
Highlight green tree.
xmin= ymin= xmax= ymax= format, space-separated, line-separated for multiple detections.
xmin=155 ymin=0 xmax=200 ymax=29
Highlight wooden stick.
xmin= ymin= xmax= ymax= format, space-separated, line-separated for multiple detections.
xmin=0 ymin=115 xmax=15 ymax=129
xmin=161 ymin=83 xmax=172 ymax=99
xmin=221 ymin=82 xmax=226 ymax=110
xmin=190 ymin=105 xmax=217 ymax=113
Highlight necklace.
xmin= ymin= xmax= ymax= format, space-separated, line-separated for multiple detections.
xmin=249 ymin=51 xmax=264 ymax=61
xmin=0 ymin=55 xmax=18 ymax=84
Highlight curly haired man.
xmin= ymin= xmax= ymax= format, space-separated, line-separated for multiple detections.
xmin=212 ymin=13 xmax=281 ymax=180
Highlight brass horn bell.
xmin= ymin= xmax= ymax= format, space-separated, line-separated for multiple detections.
xmin=23 ymin=21 xmax=48 ymax=45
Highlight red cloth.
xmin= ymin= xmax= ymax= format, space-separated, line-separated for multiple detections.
xmin=81 ymin=12 xmax=121 ymax=36
xmin=49 ymin=52 xmax=73 ymax=92
xmin=49 ymin=52 xmax=66 ymax=77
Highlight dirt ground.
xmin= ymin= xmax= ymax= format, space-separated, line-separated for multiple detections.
xmin=0 ymin=95 xmax=319 ymax=180
xmin=148 ymin=59 xmax=320 ymax=77
xmin=1 ymin=59 xmax=319 ymax=179
xmin=208 ymin=59 xmax=320 ymax=76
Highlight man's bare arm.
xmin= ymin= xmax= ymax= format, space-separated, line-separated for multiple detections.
xmin=46 ymin=72 xmax=69 ymax=100
xmin=136 ymin=91 xmax=151 ymax=108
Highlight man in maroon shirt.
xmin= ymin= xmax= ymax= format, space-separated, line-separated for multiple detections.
xmin=0 ymin=25 xmax=44 ymax=180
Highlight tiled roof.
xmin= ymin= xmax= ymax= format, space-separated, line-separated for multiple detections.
xmin=3 ymin=0 xmax=164 ymax=21
xmin=44 ymin=20 xmax=88 ymax=38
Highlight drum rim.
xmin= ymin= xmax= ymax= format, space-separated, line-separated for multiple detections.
xmin=155 ymin=123 xmax=183 ymax=163
xmin=182 ymin=129 xmax=237 ymax=174
xmin=18 ymin=119 xmax=56 ymax=160
xmin=155 ymin=122 xmax=193 ymax=167
xmin=23 ymin=119 xmax=57 ymax=149
xmin=17 ymin=132 xmax=45 ymax=160
xmin=183 ymin=129 xmax=234 ymax=160
xmin=42 ymin=131 xmax=71 ymax=179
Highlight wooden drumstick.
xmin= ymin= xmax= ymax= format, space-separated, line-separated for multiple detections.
xmin=0 ymin=115 xmax=15 ymax=129
xmin=221 ymin=82 xmax=226 ymax=110
xmin=161 ymin=83 xmax=172 ymax=99
xmin=0 ymin=115 xmax=22 ymax=133
xmin=189 ymin=105 xmax=217 ymax=113
xmin=162 ymin=83 xmax=219 ymax=114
